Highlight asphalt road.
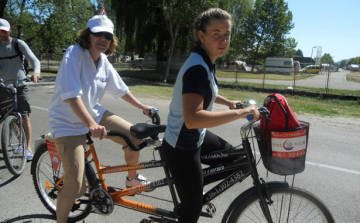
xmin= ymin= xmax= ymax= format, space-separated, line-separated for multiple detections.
xmin=0 ymin=79 xmax=360 ymax=223
xmin=219 ymin=69 xmax=360 ymax=90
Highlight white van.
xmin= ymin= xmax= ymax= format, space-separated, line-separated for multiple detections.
xmin=265 ymin=57 xmax=294 ymax=75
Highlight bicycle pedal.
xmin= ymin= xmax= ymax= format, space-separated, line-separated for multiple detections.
xmin=140 ymin=219 xmax=153 ymax=223
xmin=71 ymin=200 xmax=81 ymax=212
xmin=206 ymin=203 xmax=217 ymax=217
xmin=107 ymin=186 xmax=117 ymax=193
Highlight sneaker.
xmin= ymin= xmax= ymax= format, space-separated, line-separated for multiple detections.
xmin=27 ymin=150 xmax=34 ymax=161
xmin=126 ymin=174 xmax=153 ymax=191
xmin=13 ymin=147 xmax=24 ymax=154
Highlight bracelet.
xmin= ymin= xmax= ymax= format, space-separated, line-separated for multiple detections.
xmin=138 ymin=103 xmax=142 ymax=109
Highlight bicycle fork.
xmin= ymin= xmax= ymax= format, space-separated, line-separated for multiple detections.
xmin=242 ymin=139 xmax=274 ymax=223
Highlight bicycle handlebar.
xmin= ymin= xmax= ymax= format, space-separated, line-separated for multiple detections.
xmin=149 ymin=108 xmax=160 ymax=125
xmin=0 ymin=79 xmax=16 ymax=91
xmin=236 ymin=100 xmax=270 ymax=135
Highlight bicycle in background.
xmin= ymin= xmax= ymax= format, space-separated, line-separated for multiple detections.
xmin=31 ymin=105 xmax=334 ymax=222
xmin=0 ymin=78 xmax=27 ymax=176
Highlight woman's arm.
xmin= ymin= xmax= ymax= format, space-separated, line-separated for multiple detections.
xmin=121 ymin=92 xmax=153 ymax=117
xmin=65 ymin=98 xmax=107 ymax=139
xmin=183 ymin=93 xmax=259 ymax=129
xmin=215 ymin=94 xmax=241 ymax=109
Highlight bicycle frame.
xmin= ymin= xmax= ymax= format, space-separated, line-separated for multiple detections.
xmin=47 ymin=124 xmax=280 ymax=221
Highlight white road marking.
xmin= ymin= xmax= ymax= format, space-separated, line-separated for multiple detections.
xmin=32 ymin=105 xmax=49 ymax=111
xmin=254 ymin=151 xmax=360 ymax=175
xmin=306 ymin=161 xmax=360 ymax=175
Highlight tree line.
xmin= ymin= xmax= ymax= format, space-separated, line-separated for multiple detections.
xmin=3 ymin=0 xmax=300 ymax=81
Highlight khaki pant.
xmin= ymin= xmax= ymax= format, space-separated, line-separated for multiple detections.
xmin=54 ymin=110 xmax=142 ymax=199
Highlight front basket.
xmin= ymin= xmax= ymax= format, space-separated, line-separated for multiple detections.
xmin=253 ymin=121 xmax=310 ymax=175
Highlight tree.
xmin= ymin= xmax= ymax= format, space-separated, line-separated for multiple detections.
xmin=321 ymin=53 xmax=334 ymax=64
xmin=161 ymin=0 xmax=223 ymax=82
xmin=225 ymin=0 xmax=254 ymax=62
xmin=347 ymin=57 xmax=360 ymax=66
xmin=4 ymin=0 xmax=97 ymax=54
xmin=339 ymin=59 xmax=347 ymax=68
xmin=282 ymin=38 xmax=297 ymax=58
xmin=111 ymin=0 xmax=223 ymax=82
xmin=0 ymin=0 xmax=9 ymax=18
xmin=238 ymin=0 xmax=294 ymax=70
xmin=295 ymin=49 xmax=303 ymax=57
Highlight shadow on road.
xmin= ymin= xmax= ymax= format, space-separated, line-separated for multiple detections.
xmin=0 ymin=156 xmax=20 ymax=188
xmin=1 ymin=214 xmax=57 ymax=223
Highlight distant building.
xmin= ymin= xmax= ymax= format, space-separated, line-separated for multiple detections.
xmin=293 ymin=57 xmax=315 ymax=68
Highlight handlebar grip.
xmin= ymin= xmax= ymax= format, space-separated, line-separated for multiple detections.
xmin=246 ymin=114 xmax=254 ymax=121
xmin=151 ymin=112 xmax=161 ymax=125
xmin=236 ymin=103 xmax=243 ymax=109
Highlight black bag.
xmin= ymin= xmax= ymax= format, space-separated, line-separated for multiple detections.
xmin=0 ymin=87 xmax=13 ymax=120
xmin=12 ymin=38 xmax=29 ymax=75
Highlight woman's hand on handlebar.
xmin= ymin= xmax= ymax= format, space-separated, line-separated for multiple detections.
xmin=229 ymin=100 xmax=242 ymax=110
xmin=139 ymin=104 xmax=154 ymax=118
xmin=246 ymin=105 xmax=260 ymax=122
xmin=89 ymin=124 xmax=107 ymax=140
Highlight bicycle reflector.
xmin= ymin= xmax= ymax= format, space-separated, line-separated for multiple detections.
xmin=45 ymin=181 xmax=51 ymax=190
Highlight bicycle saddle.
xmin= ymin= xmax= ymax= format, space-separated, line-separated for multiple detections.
xmin=130 ymin=123 xmax=166 ymax=139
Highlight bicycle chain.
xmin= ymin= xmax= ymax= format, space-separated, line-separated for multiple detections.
xmin=137 ymin=192 xmax=174 ymax=203
xmin=111 ymin=187 xmax=174 ymax=203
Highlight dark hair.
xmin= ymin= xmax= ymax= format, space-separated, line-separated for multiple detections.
xmin=192 ymin=8 xmax=232 ymax=47
xmin=78 ymin=28 xmax=118 ymax=56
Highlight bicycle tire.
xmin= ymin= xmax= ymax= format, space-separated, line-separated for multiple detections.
xmin=31 ymin=143 xmax=92 ymax=222
xmin=226 ymin=186 xmax=334 ymax=223
xmin=2 ymin=214 xmax=57 ymax=222
xmin=1 ymin=115 xmax=27 ymax=176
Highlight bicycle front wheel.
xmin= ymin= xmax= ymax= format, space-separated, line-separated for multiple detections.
xmin=31 ymin=143 xmax=92 ymax=222
xmin=1 ymin=115 xmax=27 ymax=176
xmin=227 ymin=187 xmax=334 ymax=223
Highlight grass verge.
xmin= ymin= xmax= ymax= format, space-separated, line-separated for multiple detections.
xmin=124 ymin=77 xmax=360 ymax=119
xmin=347 ymin=72 xmax=360 ymax=83
xmin=40 ymin=72 xmax=360 ymax=119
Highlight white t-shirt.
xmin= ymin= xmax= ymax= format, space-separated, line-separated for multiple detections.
xmin=49 ymin=45 xmax=129 ymax=138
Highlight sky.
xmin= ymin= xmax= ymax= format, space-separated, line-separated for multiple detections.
xmin=285 ymin=0 xmax=360 ymax=62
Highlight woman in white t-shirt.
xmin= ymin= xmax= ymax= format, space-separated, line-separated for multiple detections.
xmin=48 ymin=15 xmax=152 ymax=223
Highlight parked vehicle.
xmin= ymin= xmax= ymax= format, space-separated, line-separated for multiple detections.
xmin=347 ymin=64 xmax=359 ymax=71
xmin=265 ymin=57 xmax=294 ymax=75
xmin=121 ymin=55 xmax=131 ymax=63
xmin=300 ymin=65 xmax=321 ymax=74
xmin=131 ymin=58 xmax=144 ymax=69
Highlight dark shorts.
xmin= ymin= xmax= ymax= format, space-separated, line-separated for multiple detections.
xmin=16 ymin=85 xmax=31 ymax=118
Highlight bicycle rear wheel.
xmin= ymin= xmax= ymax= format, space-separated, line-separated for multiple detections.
xmin=1 ymin=115 xmax=27 ymax=176
xmin=31 ymin=143 xmax=92 ymax=222
xmin=226 ymin=187 xmax=334 ymax=223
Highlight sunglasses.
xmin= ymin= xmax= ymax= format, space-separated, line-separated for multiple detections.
xmin=0 ymin=30 xmax=9 ymax=34
xmin=90 ymin=31 xmax=113 ymax=40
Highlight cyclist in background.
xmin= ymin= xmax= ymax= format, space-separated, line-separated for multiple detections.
xmin=161 ymin=8 xmax=259 ymax=223
xmin=0 ymin=18 xmax=41 ymax=161
xmin=48 ymin=15 xmax=153 ymax=223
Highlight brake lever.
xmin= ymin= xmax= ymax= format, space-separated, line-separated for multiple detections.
xmin=258 ymin=107 xmax=271 ymax=122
